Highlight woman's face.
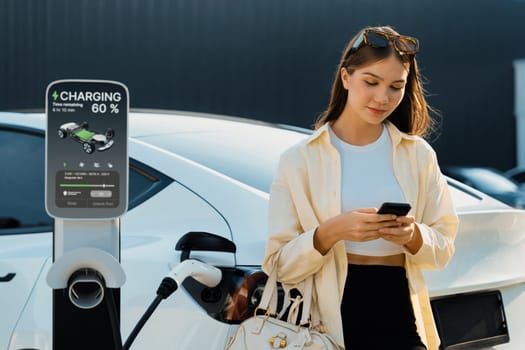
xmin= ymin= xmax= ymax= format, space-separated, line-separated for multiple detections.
xmin=341 ymin=53 xmax=409 ymax=126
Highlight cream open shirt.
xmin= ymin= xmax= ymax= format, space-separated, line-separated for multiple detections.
xmin=263 ymin=121 xmax=459 ymax=350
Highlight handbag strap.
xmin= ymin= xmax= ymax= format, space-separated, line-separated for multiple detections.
xmin=258 ymin=250 xmax=282 ymax=314
xmin=299 ymin=274 xmax=313 ymax=325
xmin=259 ymin=249 xmax=316 ymax=326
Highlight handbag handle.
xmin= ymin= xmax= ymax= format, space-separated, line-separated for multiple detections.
xmin=258 ymin=249 xmax=315 ymax=325
xmin=299 ymin=274 xmax=313 ymax=325
xmin=258 ymin=250 xmax=282 ymax=315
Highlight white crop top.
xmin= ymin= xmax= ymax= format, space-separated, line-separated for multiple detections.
xmin=328 ymin=124 xmax=406 ymax=256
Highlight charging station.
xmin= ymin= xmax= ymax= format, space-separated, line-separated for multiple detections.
xmin=45 ymin=80 xmax=129 ymax=349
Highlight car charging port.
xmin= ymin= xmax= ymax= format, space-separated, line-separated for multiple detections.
xmin=67 ymin=268 xmax=105 ymax=309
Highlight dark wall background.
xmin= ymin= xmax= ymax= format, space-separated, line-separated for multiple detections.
xmin=2 ymin=0 xmax=525 ymax=169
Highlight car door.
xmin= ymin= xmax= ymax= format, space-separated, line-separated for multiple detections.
xmin=0 ymin=126 xmax=52 ymax=350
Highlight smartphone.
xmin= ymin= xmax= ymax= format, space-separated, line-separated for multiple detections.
xmin=377 ymin=202 xmax=411 ymax=216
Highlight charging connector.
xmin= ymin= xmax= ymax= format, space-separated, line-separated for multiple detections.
xmin=122 ymin=259 xmax=222 ymax=350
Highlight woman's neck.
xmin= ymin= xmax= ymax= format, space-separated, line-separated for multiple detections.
xmin=331 ymin=116 xmax=384 ymax=146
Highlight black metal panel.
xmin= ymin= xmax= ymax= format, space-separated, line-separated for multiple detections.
xmin=2 ymin=0 xmax=525 ymax=169
xmin=431 ymin=290 xmax=509 ymax=349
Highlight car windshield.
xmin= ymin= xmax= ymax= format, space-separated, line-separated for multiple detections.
xmin=465 ymin=168 xmax=519 ymax=192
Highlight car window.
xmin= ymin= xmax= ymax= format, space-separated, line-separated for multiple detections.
xmin=0 ymin=128 xmax=52 ymax=234
xmin=0 ymin=127 xmax=173 ymax=235
xmin=510 ymin=172 xmax=525 ymax=183
xmin=128 ymin=159 xmax=173 ymax=209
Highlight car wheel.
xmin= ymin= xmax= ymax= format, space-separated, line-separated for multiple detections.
xmin=58 ymin=129 xmax=66 ymax=138
xmin=105 ymin=128 xmax=115 ymax=139
xmin=84 ymin=143 xmax=94 ymax=154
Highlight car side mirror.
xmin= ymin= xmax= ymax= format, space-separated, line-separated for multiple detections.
xmin=175 ymin=231 xmax=236 ymax=262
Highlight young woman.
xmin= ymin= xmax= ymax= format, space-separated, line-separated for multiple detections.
xmin=263 ymin=26 xmax=459 ymax=350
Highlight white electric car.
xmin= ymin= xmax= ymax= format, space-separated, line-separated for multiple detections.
xmin=1 ymin=110 xmax=525 ymax=350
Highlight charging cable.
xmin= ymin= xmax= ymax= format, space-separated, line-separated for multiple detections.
xmin=122 ymin=259 xmax=222 ymax=350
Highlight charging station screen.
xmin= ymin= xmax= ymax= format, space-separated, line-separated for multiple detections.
xmin=46 ymin=80 xmax=128 ymax=219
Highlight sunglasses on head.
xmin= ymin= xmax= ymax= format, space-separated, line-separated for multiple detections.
xmin=349 ymin=29 xmax=419 ymax=57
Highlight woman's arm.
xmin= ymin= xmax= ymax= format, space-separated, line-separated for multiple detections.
xmin=263 ymin=153 xmax=401 ymax=282
xmin=405 ymin=147 xmax=459 ymax=270
xmin=262 ymin=168 xmax=329 ymax=284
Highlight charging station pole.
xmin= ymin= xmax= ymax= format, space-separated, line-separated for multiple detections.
xmin=45 ymin=80 xmax=129 ymax=349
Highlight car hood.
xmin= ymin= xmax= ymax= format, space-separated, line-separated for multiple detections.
xmin=424 ymin=208 xmax=525 ymax=295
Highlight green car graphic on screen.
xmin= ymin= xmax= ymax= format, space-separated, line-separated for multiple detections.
xmin=58 ymin=121 xmax=114 ymax=154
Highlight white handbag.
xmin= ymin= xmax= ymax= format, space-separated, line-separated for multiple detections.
xmin=225 ymin=253 xmax=339 ymax=350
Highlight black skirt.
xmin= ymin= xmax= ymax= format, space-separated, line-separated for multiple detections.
xmin=341 ymin=264 xmax=427 ymax=350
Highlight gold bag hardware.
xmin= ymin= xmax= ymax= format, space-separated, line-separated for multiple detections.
xmin=269 ymin=333 xmax=287 ymax=348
